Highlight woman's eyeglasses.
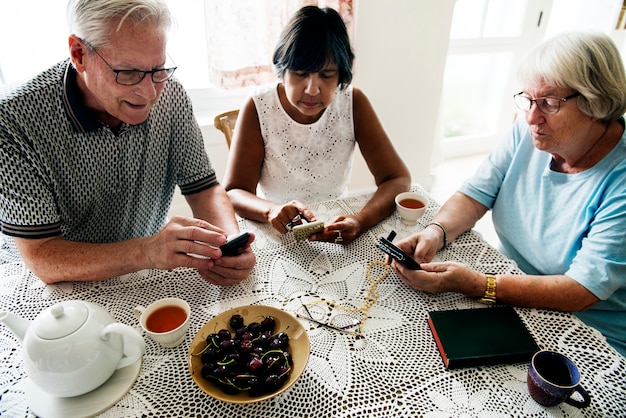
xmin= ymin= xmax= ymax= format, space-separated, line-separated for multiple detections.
xmin=513 ymin=92 xmax=580 ymax=114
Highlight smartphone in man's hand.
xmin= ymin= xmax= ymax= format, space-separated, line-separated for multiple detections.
xmin=219 ymin=232 xmax=251 ymax=256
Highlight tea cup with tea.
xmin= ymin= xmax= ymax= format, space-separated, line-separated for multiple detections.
xmin=395 ymin=192 xmax=428 ymax=225
xmin=134 ymin=297 xmax=191 ymax=348
xmin=527 ymin=350 xmax=591 ymax=408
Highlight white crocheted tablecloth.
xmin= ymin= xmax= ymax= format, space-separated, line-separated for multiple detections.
xmin=1 ymin=186 xmax=625 ymax=417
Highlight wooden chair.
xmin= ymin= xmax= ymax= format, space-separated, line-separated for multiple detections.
xmin=213 ymin=110 xmax=239 ymax=149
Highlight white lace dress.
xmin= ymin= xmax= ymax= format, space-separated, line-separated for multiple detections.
xmin=252 ymin=83 xmax=356 ymax=204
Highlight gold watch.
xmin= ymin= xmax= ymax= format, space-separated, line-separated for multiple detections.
xmin=477 ymin=274 xmax=497 ymax=305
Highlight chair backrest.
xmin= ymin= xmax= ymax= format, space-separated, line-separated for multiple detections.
xmin=213 ymin=110 xmax=239 ymax=149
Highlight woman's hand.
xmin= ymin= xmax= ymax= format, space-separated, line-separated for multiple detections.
xmin=267 ymin=200 xmax=316 ymax=234
xmin=394 ymin=227 xmax=443 ymax=264
xmin=311 ymin=214 xmax=363 ymax=245
xmin=392 ymin=260 xmax=484 ymax=297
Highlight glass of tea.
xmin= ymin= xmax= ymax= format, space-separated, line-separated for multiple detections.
xmin=133 ymin=298 xmax=191 ymax=348
xmin=395 ymin=192 xmax=428 ymax=225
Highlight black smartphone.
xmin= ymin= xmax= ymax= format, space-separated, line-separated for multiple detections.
xmin=219 ymin=232 xmax=251 ymax=256
xmin=376 ymin=235 xmax=421 ymax=270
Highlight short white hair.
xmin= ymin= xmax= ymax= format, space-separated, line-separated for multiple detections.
xmin=518 ymin=31 xmax=626 ymax=121
xmin=67 ymin=0 xmax=172 ymax=48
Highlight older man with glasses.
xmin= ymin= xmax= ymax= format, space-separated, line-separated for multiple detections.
xmin=0 ymin=0 xmax=255 ymax=285
xmin=388 ymin=31 xmax=626 ymax=358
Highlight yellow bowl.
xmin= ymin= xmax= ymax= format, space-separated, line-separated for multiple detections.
xmin=188 ymin=305 xmax=310 ymax=403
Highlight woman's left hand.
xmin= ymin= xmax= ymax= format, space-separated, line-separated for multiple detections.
xmin=310 ymin=215 xmax=363 ymax=245
xmin=392 ymin=260 xmax=483 ymax=296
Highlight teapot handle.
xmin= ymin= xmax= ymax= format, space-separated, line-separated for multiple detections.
xmin=101 ymin=323 xmax=146 ymax=369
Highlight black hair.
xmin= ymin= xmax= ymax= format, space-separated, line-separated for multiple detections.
xmin=273 ymin=6 xmax=354 ymax=90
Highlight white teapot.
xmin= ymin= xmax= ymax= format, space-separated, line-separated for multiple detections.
xmin=0 ymin=300 xmax=145 ymax=397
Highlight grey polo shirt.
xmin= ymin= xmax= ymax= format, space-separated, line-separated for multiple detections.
xmin=0 ymin=60 xmax=216 ymax=255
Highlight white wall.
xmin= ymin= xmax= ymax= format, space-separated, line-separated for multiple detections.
xmin=351 ymin=0 xmax=454 ymax=192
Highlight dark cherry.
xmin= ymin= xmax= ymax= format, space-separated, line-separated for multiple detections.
xmin=269 ymin=338 xmax=284 ymax=350
xmin=212 ymin=364 xmax=229 ymax=378
xmin=265 ymin=374 xmax=282 ymax=390
xmin=220 ymin=379 xmax=240 ymax=395
xmin=283 ymin=351 xmax=294 ymax=366
xmin=239 ymin=339 xmax=253 ymax=353
xmin=276 ymin=332 xmax=289 ymax=345
xmin=201 ymin=348 xmax=220 ymax=364
xmin=261 ymin=316 xmax=276 ymax=332
xmin=220 ymin=339 xmax=235 ymax=351
xmin=248 ymin=357 xmax=264 ymax=373
xmin=201 ymin=363 xmax=214 ymax=379
xmin=247 ymin=322 xmax=262 ymax=336
xmin=229 ymin=314 xmax=244 ymax=330
xmin=251 ymin=346 xmax=265 ymax=356
xmin=218 ymin=329 xmax=231 ymax=340
xmin=253 ymin=333 xmax=269 ymax=348
xmin=205 ymin=333 xmax=221 ymax=349
xmin=235 ymin=326 xmax=248 ymax=338
xmin=264 ymin=354 xmax=282 ymax=372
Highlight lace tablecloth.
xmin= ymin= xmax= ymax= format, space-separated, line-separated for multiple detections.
xmin=1 ymin=187 xmax=625 ymax=417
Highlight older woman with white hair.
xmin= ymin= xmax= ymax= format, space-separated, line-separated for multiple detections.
xmin=391 ymin=31 xmax=626 ymax=357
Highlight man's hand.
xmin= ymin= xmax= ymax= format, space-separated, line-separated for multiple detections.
xmin=198 ymin=236 xmax=256 ymax=286
xmin=141 ymin=216 xmax=228 ymax=270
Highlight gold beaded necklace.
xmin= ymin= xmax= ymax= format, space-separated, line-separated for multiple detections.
xmin=300 ymin=261 xmax=391 ymax=336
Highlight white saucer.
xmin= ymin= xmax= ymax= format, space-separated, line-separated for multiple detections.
xmin=26 ymin=359 xmax=141 ymax=418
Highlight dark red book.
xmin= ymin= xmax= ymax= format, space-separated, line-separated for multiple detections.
xmin=428 ymin=306 xmax=539 ymax=369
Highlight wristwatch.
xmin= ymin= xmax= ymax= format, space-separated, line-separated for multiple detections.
xmin=477 ymin=274 xmax=497 ymax=305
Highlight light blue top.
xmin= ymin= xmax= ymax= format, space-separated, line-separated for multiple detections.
xmin=459 ymin=118 xmax=626 ymax=357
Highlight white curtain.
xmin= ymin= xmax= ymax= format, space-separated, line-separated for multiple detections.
xmin=204 ymin=0 xmax=354 ymax=89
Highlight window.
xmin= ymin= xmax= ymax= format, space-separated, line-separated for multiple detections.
xmin=440 ymin=0 xmax=624 ymax=158
xmin=0 ymin=1 xmax=68 ymax=85
xmin=441 ymin=0 xmax=537 ymax=158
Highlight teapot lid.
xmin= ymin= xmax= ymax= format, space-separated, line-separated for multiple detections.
xmin=33 ymin=301 xmax=89 ymax=340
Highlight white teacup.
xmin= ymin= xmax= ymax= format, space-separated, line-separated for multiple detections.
xmin=134 ymin=298 xmax=190 ymax=348
xmin=395 ymin=192 xmax=428 ymax=225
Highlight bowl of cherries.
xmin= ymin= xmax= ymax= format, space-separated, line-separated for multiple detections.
xmin=188 ymin=305 xmax=310 ymax=403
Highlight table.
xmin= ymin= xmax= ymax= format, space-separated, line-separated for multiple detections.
xmin=1 ymin=186 xmax=625 ymax=417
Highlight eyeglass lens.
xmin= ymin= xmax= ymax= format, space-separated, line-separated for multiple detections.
xmin=115 ymin=68 xmax=176 ymax=86
xmin=514 ymin=95 xmax=562 ymax=114
xmin=87 ymin=41 xmax=176 ymax=86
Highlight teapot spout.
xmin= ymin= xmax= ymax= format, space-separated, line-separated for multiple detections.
xmin=0 ymin=311 xmax=30 ymax=342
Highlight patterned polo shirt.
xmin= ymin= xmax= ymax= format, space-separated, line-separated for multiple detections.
xmin=0 ymin=59 xmax=216 ymax=258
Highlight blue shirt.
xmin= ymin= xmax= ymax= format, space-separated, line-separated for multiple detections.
xmin=459 ymin=118 xmax=626 ymax=357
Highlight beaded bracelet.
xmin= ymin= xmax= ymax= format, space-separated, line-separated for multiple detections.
xmin=427 ymin=222 xmax=448 ymax=249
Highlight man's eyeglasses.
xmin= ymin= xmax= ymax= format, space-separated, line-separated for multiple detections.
xmin=513 ymin=92 xmax=580 ymax=115
xmin=87 ymin=42 xmax=177 ymax=86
